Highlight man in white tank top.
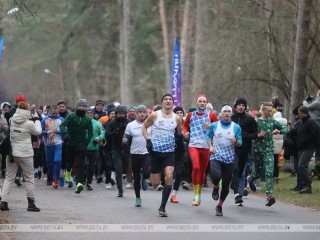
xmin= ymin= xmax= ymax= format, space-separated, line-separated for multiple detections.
xmin=206 ymin=105 xmax=242 ymax=217
xmin=142 ymin=94 xmax=182 ymax=217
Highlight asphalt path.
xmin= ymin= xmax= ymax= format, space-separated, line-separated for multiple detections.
xmin=0 ymin=177 xmax=319 ymax=240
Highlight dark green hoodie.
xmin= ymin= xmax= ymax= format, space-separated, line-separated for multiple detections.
xmin=60 ymin=111 xmax=93 ymax=147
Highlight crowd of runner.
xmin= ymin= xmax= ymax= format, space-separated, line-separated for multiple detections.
xmin=0 ymin=91 xmax=319 ymax=217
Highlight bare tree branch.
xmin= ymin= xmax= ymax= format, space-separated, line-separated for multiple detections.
xmin=13 ymin=0 xmax=38 ymax=23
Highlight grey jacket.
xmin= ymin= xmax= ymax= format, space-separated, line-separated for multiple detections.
xmin=10 ymin=108 xmax=41 ymax=157
xmin=307 ymin=98 xmax=320 ymax=127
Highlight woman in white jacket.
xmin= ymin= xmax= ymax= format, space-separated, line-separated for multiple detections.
xmin=0 ymin=101 xmax=42 ymax=212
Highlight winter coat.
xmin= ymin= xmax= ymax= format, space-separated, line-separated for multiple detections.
xmin=87 ymin=119 xmax=105 ymax=151
xmin=10 ymin=108 xmax=42 ymax=157
xmin=0 ymin=115 xmax=8 ymax=133
xmin=231 ymin=112 xmax=258 ymax=154
xmin=106 ymin=118 xmax=130 ymax=152
xmin=307 ymin=98 xmax=320 ymax=127
xmin=59 ymin=111 xmax=93 ymax=147
xmin=294 ymin=116 xmax=320 ymax=151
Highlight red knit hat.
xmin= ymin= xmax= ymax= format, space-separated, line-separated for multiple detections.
xmin=196 ymin=94 xmax=208 ymax=102
xmin=16 ymin=93 xmax=26 ymax=103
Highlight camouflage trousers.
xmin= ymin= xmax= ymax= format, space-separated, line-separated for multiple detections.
xmin=252 ymin=151 xmax=274 ymax=195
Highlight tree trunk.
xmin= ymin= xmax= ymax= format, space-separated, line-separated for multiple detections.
xmin=289 ymin=0 xmax=311 ymax=123
xmin=180 ymin=0 xmax=191 ymax=107
xmin=172 ymin=0 xmax=180 ymax=39
xmin=121 ymin=0 xmax=133 ymax=105
xmin=117 ymin=0 xmax=125 ymax=104
xmin=191 ymin=0 xmax=209 ymax=104
xmin=159 ymin=0 xmax=170 ymax=92
xmin=265 ymin=0 xmax=278 ymax=97
xmin=58 ymin=64 xmax=65 ymax=100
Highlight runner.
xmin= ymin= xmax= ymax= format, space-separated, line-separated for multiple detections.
xmin=206 ymin=105 xmax=242 ymax=216
xmin=142 ymin=94 xmax=182 ymax=217
xmin=124 ymin=105 xmax=150 ymax=207
xmin=182 ymin=94 xmax=218 ymax=206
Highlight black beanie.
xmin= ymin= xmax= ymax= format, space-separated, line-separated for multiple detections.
xmin=95 ymin=99 xmax=105 ymax=106
xmin=234 ymin=97 xmax=247 ymax=109
xmin=298 ymin=105 xmax=309 ymax=115
xmin=161 ymin=93 xmax=174 ymax=102
xmin=173 ymin=106 xmax=184 ymax=115
xmin=116 ymin=105 xmax=127 ymax=114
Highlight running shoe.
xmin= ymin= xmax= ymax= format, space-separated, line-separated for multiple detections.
xmin=170 ymin=195 xmax=179 ymax=203
xmin=299 ymin=186 xmax=312 ymax=194
xmin=141 ymin=179 xmax=148 ymax=191
xmin=14 ymin=178 xmax=22 ymax=187
xmin=96 ymin=176 xmax=103 ymax=184
xmin=126 ymin=183 xmax=132 ymax=188
xmin=86 ymin=184 xmax=93 ymax=191
xmin=182 ymin=182 xmax=191 ymax=190
xmin=192 ymin=195 xmax=201 ymax=206
xmin=105 ymin=183 xmax=112 ymax=189
xmin=75 ymin=183 xmax=84 ymax=194
xmin=156 ymin=184 xmax=164 ymax=191
xmin=215 ymin=205 xmax=223 ymax=216
xmin=135 ymin=198 xmax=142 ymax=207
xmin=247 ymin=175 xmax=257 ymax=192
xmin=158 ymin=207 xmax=168 ymax=217
xmin=265 ymin=195 xmax=276 ymax=207
xmin=68 ymin=181 xmax=73 ymax=188
xmin=235 ymin=195 xmax=243 ymax=204
xmin=53 ymin=179 xmax=59 ymax=189
xmin=117 ymin=188 xmax=123 ymax=197
xmin=65 ymin=171 xmax=71 ymax=183
xmin=47 ymin=179 xmax=52 ymax=186
xmin=212 ymin=187 xmax=219 ymax=201
xmin=59 ymin=176 xmax=65 ymax=187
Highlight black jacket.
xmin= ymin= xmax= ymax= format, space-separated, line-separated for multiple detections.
xmin=231 ymin=112 xmax=258 ymax=154
xmin=59 ymin=111 xmax=69 ymax=119
xmin=294 ymin=116 xmax=320 ymax=151
xmin=106 ymin=118 xmax=130 ymax=152
xmin=93 ymin=109 xmax=106 ymax=121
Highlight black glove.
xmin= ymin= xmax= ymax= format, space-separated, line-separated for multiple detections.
xmin=175 ymin=133 xmax=184 ymax=151
xmin=64 ymin=134 xmax=70 ymax=142
xmin=127 ymin=135 xmax=133 ymax=147
xmin=146 ymin=139 xmax=153 ymax=153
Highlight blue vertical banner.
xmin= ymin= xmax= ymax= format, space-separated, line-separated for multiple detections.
xmin=170 ymin=38 xmax=181 ymax=107
xmin=0 ymin=37 xmax=4 ymax=63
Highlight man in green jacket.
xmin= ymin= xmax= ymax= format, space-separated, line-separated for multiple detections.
xmin=59 ymin=99 xmax=93 ymax=194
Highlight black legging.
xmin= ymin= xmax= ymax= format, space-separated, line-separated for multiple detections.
xmin=182 ymin=146 xmax=192 ymax=183
xmin=66 ymin=145 xmax=86 ymax=185
xmin=103 ymin=148 xmax=113 ymax=184
xmin=173 ymin=151 xmax=183 ymax=191
xmin=210 ymin=160 xmax=234 ymax=202
xmin=86 ymin=150 xmax=98 ymax=185
xmin=231 ymin=152 xmax=248 ymax=195
xmin=131 ymin=154 xmax=150 ymax=198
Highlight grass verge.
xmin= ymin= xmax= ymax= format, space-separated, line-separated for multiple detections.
xmin=253 ymin=171 xmax=320 ymax=210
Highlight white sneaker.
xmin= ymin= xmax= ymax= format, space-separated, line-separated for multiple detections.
xmin=156 ymin=184 xmax=164 ymax=191
xmin=126 ymin=183 xmax=132 ymax=188
xmin=105 ymin=183 xmax=112 ymax=189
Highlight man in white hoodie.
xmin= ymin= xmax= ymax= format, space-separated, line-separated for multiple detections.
xmin=0 ymin=101 xmax=42 ymax=212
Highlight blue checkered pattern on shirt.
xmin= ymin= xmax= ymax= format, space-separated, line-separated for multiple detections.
xmin=189 ymin=111 xmax=210 ymax=148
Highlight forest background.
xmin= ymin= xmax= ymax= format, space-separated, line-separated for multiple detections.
xmin=0 ymin=0 xmax=319 ymax=121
